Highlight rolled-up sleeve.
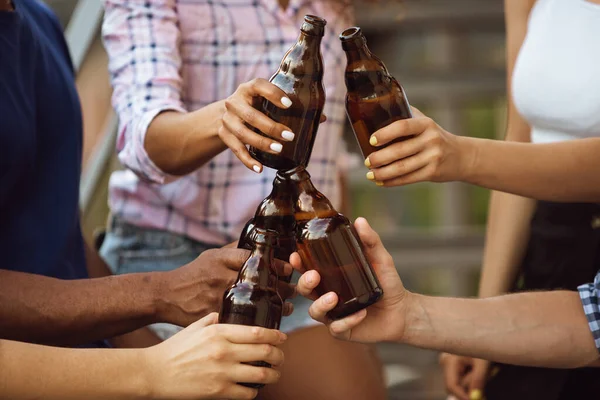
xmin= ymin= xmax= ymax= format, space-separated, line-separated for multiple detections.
xmin=578 ymin=271 xmax=600 ymax=352
xmin=102 ymin=0 xmax=185 ymax=183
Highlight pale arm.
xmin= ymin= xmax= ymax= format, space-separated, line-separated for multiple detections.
xmin=0 ymin=340 xmax=149 ymax=400
xmin=402 ymin=290 xmax=597 ymax=368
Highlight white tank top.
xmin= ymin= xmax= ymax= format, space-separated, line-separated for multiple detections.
xmin=512 ymin=0 xmax=600 ymax=143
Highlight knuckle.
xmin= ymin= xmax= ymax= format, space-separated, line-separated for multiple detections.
xmin=251 ymin=326 xmax=263 ymax=340
xmin=224 ymin=97 xmax=235 ymax=110
xmin=210 ymin=343 xmax=228 ymax=361
xmin=262 ymin=344 xmax=274 ymax=357
xmin=243 ymin=109 xmax=256 ymax=124
xmin=255 ymin=367 xmax=269 ymax=382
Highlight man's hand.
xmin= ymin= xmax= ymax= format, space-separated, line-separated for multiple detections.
xmin=158 ymin=248 xmax=293 ymax=327
xmin=293 ymin=217 xmax=409 ymax=343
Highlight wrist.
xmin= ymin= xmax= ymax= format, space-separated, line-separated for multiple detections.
xmin=138 ymin=347 xmax=161 ymax=400
xmin=394 ymin=292 xmax=429 ymax=346
xmin=390 ymin=290 xmax=416 ymax=343
xmin=455 ymin=135 xmax=481 ymax=183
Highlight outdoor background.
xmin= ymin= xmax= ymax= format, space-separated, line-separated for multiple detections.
xmin=50 ymin=0 xmax=506 ymax=398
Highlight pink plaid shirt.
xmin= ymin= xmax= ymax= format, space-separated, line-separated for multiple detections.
xmin=102 ymin=0 xmax=354 ymax=245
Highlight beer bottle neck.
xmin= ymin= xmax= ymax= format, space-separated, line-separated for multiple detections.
xmin=280 ymin=168 xmax=337 ymax=219
xmin=238 ymin=243 xmax=277 ymax=286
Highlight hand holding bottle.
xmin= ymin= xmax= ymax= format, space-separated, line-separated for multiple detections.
xmin=292 ymin=217 xmax=408 ymax=343
xmin=364 ymin=107 xmax=475 ymax=187
xmin=218 ymin=78 xmax=296 ymax=173
xmin=144 ymin=313 xmax=286 ymax=399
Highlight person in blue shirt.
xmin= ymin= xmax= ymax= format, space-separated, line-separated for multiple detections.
xmin=0 ymin=0 xmax=288 ymax=367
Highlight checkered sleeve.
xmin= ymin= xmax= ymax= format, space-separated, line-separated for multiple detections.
xmin=578 ymin=271 xmax=600 ymax=352
xmin=102 ymin=0 xmax=186 ymax=184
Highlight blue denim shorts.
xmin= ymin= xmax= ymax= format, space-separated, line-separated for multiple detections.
xmin=99 ymin=218 xmax=319 ymax=339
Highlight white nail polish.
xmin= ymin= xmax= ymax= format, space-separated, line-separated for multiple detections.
xmin=281 ymin=97 xmax=292 ymax=108
xmin=253 ymin=165 xmax=261 ymax=173
xmin=281 ymin=130 xmax=295 ymax=141
xmin=270 ymin=142 xmax=283 ymax=153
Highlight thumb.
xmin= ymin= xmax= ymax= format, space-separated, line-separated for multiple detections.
xmin=354 ymin=217 xmax=393 ymax=267
xmin=468 ymin=360 xmax=489 ymax=399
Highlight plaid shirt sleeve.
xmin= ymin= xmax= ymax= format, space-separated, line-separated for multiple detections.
xmin=578 ymin=271 xmax=600 ymax=352
xmin=102 ymin=0 xmax=186 ymax=184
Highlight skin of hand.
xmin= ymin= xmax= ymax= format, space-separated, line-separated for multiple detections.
xmin=144 ymin=313 xmax=287 ymax=399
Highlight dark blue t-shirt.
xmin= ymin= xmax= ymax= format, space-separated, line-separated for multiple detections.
xmin=0 ymin=3 xmax=88 ymax=288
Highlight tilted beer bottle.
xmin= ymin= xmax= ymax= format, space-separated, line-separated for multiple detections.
xmin=340 ymin=27 xmax=413 ymax=159
xmin=237 ymin=176 xmax=298 ymax=283
xmin=282 ymin=166 xmax=383 ymax=320
xmin=249 ymin=15 xmax=326 ymax=170
xmin=220 ymin=228 xmax=283 ymax=388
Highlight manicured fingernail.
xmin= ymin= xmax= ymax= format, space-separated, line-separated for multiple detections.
xmin=281 ymin=97 xmax=292 ymax=108
xmin=253 ymin=165 xmax=261 ymax=173
xmin=270 ymin=142 xmax=283 ymax=153
xmin=364 ymin=157 xmax=371 ymax=168
xmin=324 ymin=293 xmax=336 ymax=304
xmin=369 ymin=136 xmax=378 ymax=146
xmin=306 ymin=273 xmax=314 ymax=284
xmin=469 ymin=389 xmax=482 ymax=400
xmin=375 ymin=181 xmax=384 ymax=186
xmin=366 ymin=171 xmax=375 ymax=181
xmin=281 ymin=130 xmax=295 ymax=141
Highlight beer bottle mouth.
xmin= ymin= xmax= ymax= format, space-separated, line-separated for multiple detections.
xmin=339 ymin=26 xmax=366 ymax=50
xmin=301 ymin=14 xmax=326 ymax=36
xmin=276 ymin=165 xmax=310 ymax=182
xmin=339 ymin=27 xmax=361 ymax=41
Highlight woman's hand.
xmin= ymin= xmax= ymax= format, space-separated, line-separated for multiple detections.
xmin=365 ymin=107 xmax=475 ymax=187
xmin=144 ymin=313 xmax=287 ymax=399
xmin=218 ymin=78 xmax=295 ymax=173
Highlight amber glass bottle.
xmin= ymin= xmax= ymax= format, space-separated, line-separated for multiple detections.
xmin=282 ymin=166 xmax=383 ymax=320
xmin=249 ymin=15 xmax=326 ymax=170
xmin=238 ymin=175 xmax=297 ymax=283
xmin=220 ymin=228 xmax=283 ymax=388
xmin=340 ymin=26 xmax=412 ymax=159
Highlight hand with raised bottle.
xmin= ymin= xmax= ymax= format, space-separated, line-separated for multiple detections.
xmin=292 ymin=217 xmax=407 ymax=343
xmin=219 ymin=78 xmax=296 ymax=173
xmin=363 ymin=107 xmax=471 ymax=187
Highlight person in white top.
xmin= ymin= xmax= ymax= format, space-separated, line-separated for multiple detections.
xmin=356 ymin=0 xmax=600 ymax=399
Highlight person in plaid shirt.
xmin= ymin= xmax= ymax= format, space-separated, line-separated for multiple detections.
xmin=99 ymin=0 xmax=386 ymax=398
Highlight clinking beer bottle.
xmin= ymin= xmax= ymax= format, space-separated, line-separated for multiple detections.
xmin=340 ymin=26 xmax=412 ymax=159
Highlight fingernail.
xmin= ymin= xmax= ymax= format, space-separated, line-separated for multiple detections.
xmin=253 ymin=165 xmax=262 ymax=173
xmin=270 ymin=142 xmax=283 ymax=153
xmin=469 ymin=389 xmax=482 ymax=400
xmin=364 ymin=157 xmax=371 ymax=168
xmin=281 ymin=130 xmax=295 ymax=141
xmin=324 ymin=293 xmax=335 ymax=304
xmin=281 ymin=97 xmax=292 ymax=108
xmin=375 ymin=181 xmax=384 ymax=186
xmin=369 ymin=136 xmax=378 ymax=146
xmin=366 ymin=171 xmax=375 ymax=181
xmin=306 ymin=274 xmax=313 ymax=284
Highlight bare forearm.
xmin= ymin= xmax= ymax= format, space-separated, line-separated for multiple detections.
xmin=144 ymin=101 xmax=227 ymax=175
xmin=0 ymin=340 xmax=150 ymax=400
xmin=84 ymin=242 xmax=163 ymax=348
xmin=464 ymin=136 xmax=600 ymax=202
xmin=0 ymin=269 xmax=161 ymax=346
xmin=478 ymin=191 xmax=535 ymax=297
xmin=401 ymin=291 xmax=598 ymax=368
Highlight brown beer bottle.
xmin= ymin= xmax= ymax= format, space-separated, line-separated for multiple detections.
xmin=340 ymin=27 xmax=413 ymax=159
xmin=282 ymin=166 xmax=383 ymax=320
xmin=220 ymin=228 xmax=283 ymax=389
xmin=238 ymin=176 xmax=298 ymax=283
xmin=249 ymin=15 xmax=326 ymax=171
